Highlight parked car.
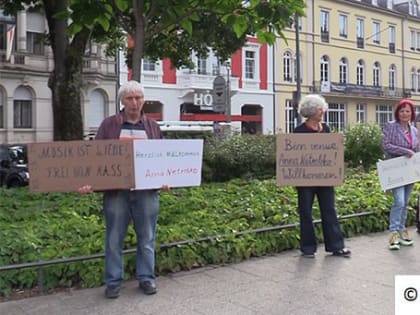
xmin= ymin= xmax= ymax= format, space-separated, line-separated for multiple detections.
xmin=0 ymin=144 xmax=29 ymax=188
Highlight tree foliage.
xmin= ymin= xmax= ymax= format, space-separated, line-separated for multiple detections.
xmin=66 ymin=0 xmax=306 ymax=80
xmin=1 ymin=0 xmax=100 ymax=140
xmin=0 ymin=0 xmax=306 ymax=139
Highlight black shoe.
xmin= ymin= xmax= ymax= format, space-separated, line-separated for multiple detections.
xmin=301 ymin=252 xmax=315 ymax=258
xmin=139 ymin=281 xmax=157 ymax=295
xmin=332 ymin=248 xmax=351 ymax=257
xmin=105 ymin=285 xmax=120 ymax=299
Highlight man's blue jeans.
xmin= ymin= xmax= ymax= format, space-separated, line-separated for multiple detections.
xmin=103 ymin=189 xmax=159 ymax=287
xmin=390 ymin=184 xmax=413 ymax=232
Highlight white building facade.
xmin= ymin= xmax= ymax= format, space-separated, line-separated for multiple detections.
xmin=123 ymin=37 xmax=275 ymax=135
xmin=1 ymin=7 xmax=276 ymax=144
xmin=0 ymin=9 xmax=117 ymax=144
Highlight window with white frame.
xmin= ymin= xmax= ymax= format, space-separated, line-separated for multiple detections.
xmin=211 ymin=55 xmax=220 ymax=75
xmin=320 ymin=55 xmax=329 ymax=82
xmin=339 ymin=57 xmax=347 ymax=84
xmin=26 ymin=11 xmax=45 ymax=55
xmin=142 ymin=58 xmax=156 ymax=71
xmin=387 ymin=0 xmax=393 ymax=10
xmin=87 ymin=90 xmax=105 ymax=128
xmin=321 ymin=10 xmax=329 ymax=33
xmin=13 ymin=87 xmax=32 ymax=129
xmin=373 ymin=62 xmax=381 ymax=87
xmin=356 ymin=104 xmax=366 ymax=123
xmin=373 ymin=22 xmax=380 ymax=44
xmin=411 ymin=30 xmax=416 ymax=50
xmin=14 ymin=100 xmax=32 ymax=128
xmin=189 ymin=51 xmax=221 ymax=75
xmin=417 ymin=32 xmax=420 ymax=50
xmin=324 ymin=103 xmax=346 ymax=131
xmin=244 ymin=50 xmax=256 ymax=79
xmin=376 ymin=104 xmax=393 ymax=128
xmin=389 ymin=25 xmax=396 ymax=44
xmin=416 ymin=106 xmax=420 ymax=118
xmin=411 ymin=68 xmax=416 ymax=91
xmin=283 ymin=51 xmax=293 ymax=82
xmin=27 ymin=31 xmax=44 ymax=55
xmin=197 ymin=57 xmax=207 ymax=74
xmin=389 ymin=64 xmax=396 ymax=90
xmin=339 ymin=14 xmax=348 ymax=38
xmin=372 ymin=0 xmax=378 ymax=5
xmin=285 ymin=99 xmax=296 ymax=133
xmin=356 ymin=18 xmax=364 ymax=39
xmin=356 ymin=60 xmax=365 ymax=85
xmin=417 ymin=69 xmax=420 ymax=92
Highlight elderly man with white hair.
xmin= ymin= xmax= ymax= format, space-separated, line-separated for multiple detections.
xmin=79 ymin=80 xmax=167 ymax=298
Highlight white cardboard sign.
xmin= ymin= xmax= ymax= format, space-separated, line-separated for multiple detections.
xmin=133 ymin=139 xmax=204 ymax=189
xmin=377 ymin=153 xmax=420 ymax=191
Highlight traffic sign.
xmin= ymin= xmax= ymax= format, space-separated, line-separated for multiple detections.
xmin=212 ymin=76 xmax=226 ymax=112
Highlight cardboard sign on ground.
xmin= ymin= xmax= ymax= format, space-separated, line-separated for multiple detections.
xmin=28 ymin=140 xmax=135 ymax=192
xmin=276 ymin=133 xmax=344 ymax=187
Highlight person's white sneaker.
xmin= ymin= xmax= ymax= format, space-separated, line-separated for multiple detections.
xmin=389 ymin=231 xmax=400 ymax=250
xmin=399 ymin=229 xmax=413 ymax=246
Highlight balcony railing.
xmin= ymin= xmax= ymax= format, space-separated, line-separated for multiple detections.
xmin=1 ymin=50 xmax=115 ymax=75
xmin=357 ymin=37 xmax=364 ymax=49
xmin=321 ymin=30 xmax=329 ymax=43
xmin=389 ymin=43 xmax=395 ymax=53
xmin=313 ymin=81 xmax=408 ymax=98
xmin=178 ymin=72 xmax=239 ymax=91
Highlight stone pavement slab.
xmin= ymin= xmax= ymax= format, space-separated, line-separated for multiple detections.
xmin=1 ymin=228 xmax=419 ymax=315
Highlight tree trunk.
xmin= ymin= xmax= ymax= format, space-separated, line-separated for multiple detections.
xmin=49 ymin=52 xmax=84 ymax=141
xmin=44 ymin=0 xmax=90 ymax=140
xmin=131 ymin=0 xmax=146 ymax=82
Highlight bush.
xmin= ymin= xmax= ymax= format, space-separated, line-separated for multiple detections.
xmin=202 ymin=124 xmax=386 ymax=182
xmin=1 ymin=171 xmax=418 ymax=296
xmin=344 ymin=123 xmax=384 ymax=171
xmin=203 ymin=133 xmax=276 ymax=182
xmin=162 ymin=130 xmax=213 ymax=140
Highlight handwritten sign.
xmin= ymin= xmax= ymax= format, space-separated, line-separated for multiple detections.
xmin=276 ymin=133 xmax=344 ymax=187
xmin=133 ymin=139 xmax=203 ymax=189
xmin=28 ymin=140 xmax=135 ymax=192
xmin=377 ymin=153 xmax=420 ymax=191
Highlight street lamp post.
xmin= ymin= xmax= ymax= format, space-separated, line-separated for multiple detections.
xmin=225 ymin=62 xmax=231 ymax=124
xmin=116 ymin=47 xmax=121 ymax=114
xmin=294 ymin=13 xmax=302 ymax=126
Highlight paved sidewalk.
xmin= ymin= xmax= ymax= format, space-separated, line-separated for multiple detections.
xmin=1 ymin=228 xmax=419 ymax=315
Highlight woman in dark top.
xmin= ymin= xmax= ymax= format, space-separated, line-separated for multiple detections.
xmin=293 ymin=94 xmax=350 ymax=258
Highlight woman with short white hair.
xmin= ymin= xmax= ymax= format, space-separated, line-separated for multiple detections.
xmin=293 ymin=94 xmax=351 ymax=258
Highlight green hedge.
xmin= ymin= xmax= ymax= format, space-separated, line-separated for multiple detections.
xmin=344 ymin=123 xmax=384 ymax=171
xmin=203 ymin=133 xmax=276 ymax=182
xmin=1 ymin=170 xmax=418 ymax=296
xmin=198 ymin=123 xmax=383 ymax=182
